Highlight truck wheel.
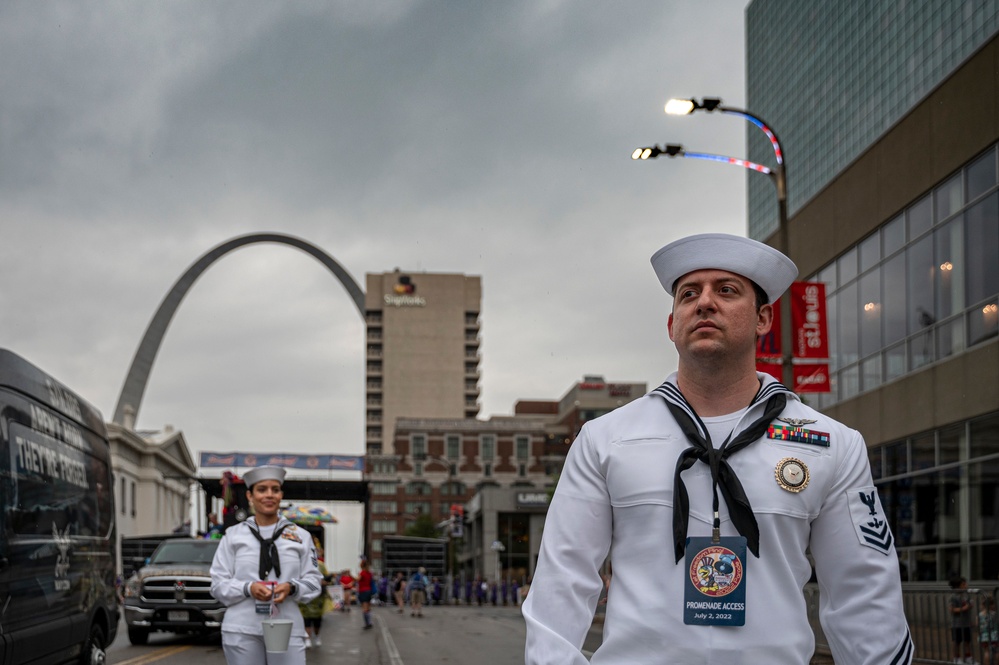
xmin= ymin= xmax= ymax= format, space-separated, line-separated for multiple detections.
xmin=79 ymin=622 xmax=107 ymax=665
xmin=127 ymin=626 xmax=150 ymax=645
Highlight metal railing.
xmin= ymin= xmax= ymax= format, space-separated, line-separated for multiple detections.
xmin=807 ymin=583 xmax=999 ymax=663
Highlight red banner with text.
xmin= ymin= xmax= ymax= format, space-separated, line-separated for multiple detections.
xmin=755 ymin=284 xmax=831 ymax=392
xmin=790 ymin=282 xmax=829 ymax=359
xmin=793 ymin=363 xmax=831 ymax=393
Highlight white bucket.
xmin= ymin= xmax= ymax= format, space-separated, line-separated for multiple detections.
xmin=262 ymin=619 xmax=293 ymax=653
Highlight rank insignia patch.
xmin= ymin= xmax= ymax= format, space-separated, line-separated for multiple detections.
xmin=767 ymin=424 xmax=830 ymax=447
xmin=847 ymin=487 xmax=893 ymax=555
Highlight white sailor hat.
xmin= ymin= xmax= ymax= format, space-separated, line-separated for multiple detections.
xmin=243 ymin=465 xmax=286 ymax=489
xmin=650 ymin=233 xmax=798 ymax=304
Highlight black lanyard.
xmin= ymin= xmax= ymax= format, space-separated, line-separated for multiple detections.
xmin=248 ymin=522 xmax=290 ymax=580
xmin=667 ymin=392 xmax=787 ymax=563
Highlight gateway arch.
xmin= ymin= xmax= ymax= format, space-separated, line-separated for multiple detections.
xmin=112 ymin=232 xmax=365 ymax=426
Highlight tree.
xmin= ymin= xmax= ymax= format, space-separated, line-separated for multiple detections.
xmin=404 ymin=513 xmax=440 ymax=538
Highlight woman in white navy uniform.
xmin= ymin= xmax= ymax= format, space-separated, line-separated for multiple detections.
xmin=210 ymin=465 xmax=323 ymax=665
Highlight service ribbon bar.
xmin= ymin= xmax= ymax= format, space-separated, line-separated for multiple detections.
xmin=767 ymin=425 xmax=830 ymax=447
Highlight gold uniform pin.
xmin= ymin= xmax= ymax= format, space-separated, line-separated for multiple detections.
xmin=775 ymin=458 xmax=809 ymax=492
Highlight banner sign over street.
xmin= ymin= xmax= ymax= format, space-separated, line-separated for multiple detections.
xmin=790 ymin=282 xmax=829 ymax=359
xmin=755 ymin=281 xmax=831 ymax=393
xmin=199 ymin=452 xmax=364 ymax=471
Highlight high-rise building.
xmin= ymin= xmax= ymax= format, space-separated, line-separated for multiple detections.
xmin=746 ymin=1 xmax=999 ymax=241
xmin=747 ymin=0 xmax=999 ymax=585
xmin=364 ymin=270 xmax=482 ymax=457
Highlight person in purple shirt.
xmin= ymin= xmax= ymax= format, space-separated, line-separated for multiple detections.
xmin=501 ymin=579 xmax=509 ymax=606
xmin=465 ymin=578 xmax=473 ymax=604
xmin=511 ymin=579 xmax=520 ymax=607
xmin=378 ymin=574 xmax=389 ymax=605
xmin=452 ymin=576 xmax=462 ymax=604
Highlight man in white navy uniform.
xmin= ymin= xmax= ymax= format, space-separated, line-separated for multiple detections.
xmin=523 ymin=233 xmax=912 ymax=665
xmin=211 ymin=465 xmax=323 ymax=665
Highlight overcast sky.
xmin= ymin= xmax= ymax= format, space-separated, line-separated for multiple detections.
xmin=1 ymin=1 xmax=753 ymax=467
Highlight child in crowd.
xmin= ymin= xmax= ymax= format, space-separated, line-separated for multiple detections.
xmin=979 ymin=594 xmax=998 ymax=665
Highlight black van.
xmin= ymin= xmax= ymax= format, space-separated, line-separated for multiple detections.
xmin=0 ymin=349 xmax=119 ymax=664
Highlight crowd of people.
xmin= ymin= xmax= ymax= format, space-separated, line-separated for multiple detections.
xmin=327 ymin=568 xmax=529 ymax=618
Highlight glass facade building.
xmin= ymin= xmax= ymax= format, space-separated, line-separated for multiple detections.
xmin=808 ymin=144 xmax=999 ymax=409
xmin=747 ymin=0 xmax=999 ymax=584
xmin=868 ymin=414 xmax=999 ymax=582
xmin=746 ymin=0 xmax=999 ymax=240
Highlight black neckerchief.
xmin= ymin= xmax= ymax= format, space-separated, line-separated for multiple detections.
xmin=651 ymin=377 xmax=791 ymax=563
xmin=247 ymin=520 xmax=290 ymax=580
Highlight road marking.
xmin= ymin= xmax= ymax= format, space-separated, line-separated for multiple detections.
xmin=114 ymin=645 xmax=191 ymax=665
xmin=375 ymin=615 xmax=404 ymax=665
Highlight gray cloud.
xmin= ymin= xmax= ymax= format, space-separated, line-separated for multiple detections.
xmin=1 ymin=0 xmax=753 ymax=461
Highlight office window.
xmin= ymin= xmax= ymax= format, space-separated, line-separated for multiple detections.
xmin=907 ymin=235 xmax=934 ymax=335
xmin=859 ymin=269 xmax=881 ymax=357
xmin=859 ymin=232 xmax=881 ymax=273
xmin=411 ymin=434 xmax=426 ymax=461
xmin=966 ymin=148 xmax=996 ymax=202
xmin=373 ymin=520 xmax=397 ymax=534
xmin=404 ymin=501 xmax=431 ymax=515
xmin=446 ymin=435 xmax=461 ymax=460
xmin=371 ymin=482 xmax=398 ymax=495
xmin=515 ymin=436 xmax=530 ymax=461
xmin=934 ymin=219 xmax=964 ymax=321
xmin=121 ymin=477 xmax=126 ymax=515
xmin=131 ymin=482 xmax=136 ymax=517
xmin=405 ymin=481 xmax=432 ymax=496
xmin=838 ymin=246 xmax=858 ymax=285
xmin=480 ymin=435 xmax=495 ymax=461
xmin=966 ymin=193 xmax=999 ymax=306
xmin=440 ymin=481 xmax=466 ymax=496
xmin=371 ymin=501 xmax=397 ymax=514
xmin=883 ymin=214 xmax=905 ymax=257
xmin=838 ymin=281 xmax=859 ymax=367
xmin=935 ymin=174 xmax=963 ymax=223
xmin=909 ymin=195 xmax=932 ymax=239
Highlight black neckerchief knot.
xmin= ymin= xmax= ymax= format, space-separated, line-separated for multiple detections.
xmin=655 ymin=381 xmax=788 ymax=563
xmin=248 ymin=522 xmax=290 ymax=580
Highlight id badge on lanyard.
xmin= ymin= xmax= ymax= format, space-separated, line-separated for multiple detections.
xmin=683 ymin=535 xmax=748 ymax=626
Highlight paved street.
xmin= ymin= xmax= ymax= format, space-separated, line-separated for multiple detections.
xmin=106 ymin=602 xmax=531 ymax=665
xmin=105 ymin=603 xmax=834 ymax=664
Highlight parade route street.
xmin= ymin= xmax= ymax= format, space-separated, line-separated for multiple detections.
xmin=105 ymin=602 xmax=569 ymax=665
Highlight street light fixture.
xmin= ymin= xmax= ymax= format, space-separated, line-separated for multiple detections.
xmin=631 ymin=143 xmax=773 ymax=175
xmin=640 ymin=96 xmax=794 ymax=390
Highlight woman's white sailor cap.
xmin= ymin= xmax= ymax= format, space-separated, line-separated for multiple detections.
xmin=243 ymin=465 xmax=286 ymax=489
xmin=650 ymin=232 xmax=798 ymax=304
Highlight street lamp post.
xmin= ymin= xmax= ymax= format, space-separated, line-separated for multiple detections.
xmin=427 ymin=455 xmax=459 ymax=577
xmin=637 ymin=96 xmax=793 ymax=390
xmin=490 ymin=540 xmax=506 ymax=583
